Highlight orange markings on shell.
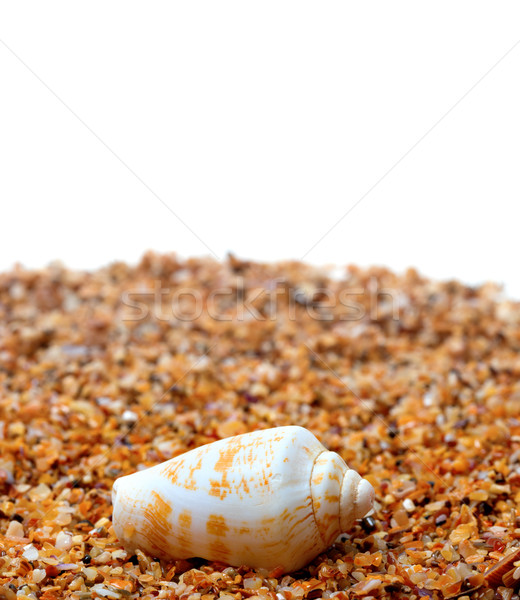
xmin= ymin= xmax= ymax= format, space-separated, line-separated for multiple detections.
xmin=184 ymin=457 xmax=203 ymax=491
xmin=237 ymin=475 xmax=250 ymax=495
xmin=324 ymin=492 xmax=340 ymax=504
xmin=285 ymin=505 xmax=313 ymax=538
xmin=318 ymin=511 xmax=339 ymax=535
xmin=312 ymin=472 xmax=324 ymax=485
xmin=214 ymin=439 xmax=245 ymax=472
xmin=209 ymin=471 xmax=232 ymax=500
xmin=237 ymin=526 xmax=251 ymax=535
xmin=207 ymin=514 xmax=229 ymax=537
xmin=211 ymin=435 xmax=278 ymax=498
xmin=175 ymin=509 xmax=193 ymax=553
xmin=163 ymin=458 xmax=185 ymax=485
xmin=142 ymin=491 xmax=173 ymax=555
xmin=208 ymin=539 xmax=231 ymax=559
xmin=163 ymin=455 xmax=203 ymax=490
xmin=178 ymin=509 xmax=192 ymax=529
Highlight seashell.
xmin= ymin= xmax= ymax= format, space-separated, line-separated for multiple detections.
xmin=112 ymin=425 xmax=375 ymax=573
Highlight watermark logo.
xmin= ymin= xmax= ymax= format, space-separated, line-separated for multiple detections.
xmin=120 ymin=277 xmax=402 ymax=323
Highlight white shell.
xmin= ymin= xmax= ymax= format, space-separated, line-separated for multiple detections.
xmin=112 ymin=426 xmax=374 ymax=573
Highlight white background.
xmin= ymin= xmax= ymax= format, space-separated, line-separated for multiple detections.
xmin=1 ymin=2 xmax=520 ymax=297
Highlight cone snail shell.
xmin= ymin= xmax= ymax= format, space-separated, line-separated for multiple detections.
xmin=112 ymin=426 xmax=375 ymax=573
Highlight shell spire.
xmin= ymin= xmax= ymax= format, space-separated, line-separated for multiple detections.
xmin=340 ymin=469 xmax=375 ymax=531
xmin=308 ymin=450 xmax=375 ymax=547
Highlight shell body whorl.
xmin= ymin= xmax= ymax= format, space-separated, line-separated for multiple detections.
xmin=112 ymin=426 xmax=374 ymax=573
